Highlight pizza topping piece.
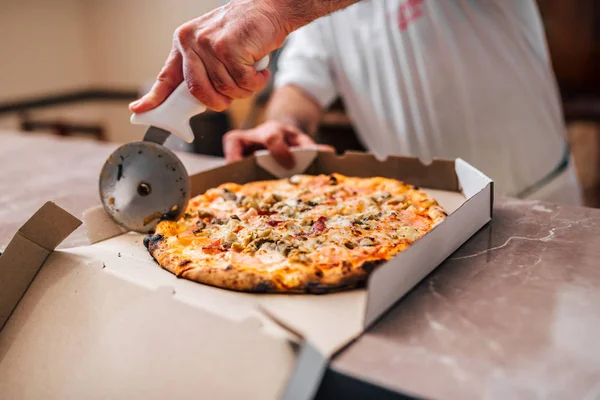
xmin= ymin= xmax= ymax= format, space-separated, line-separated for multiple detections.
xmin=238 ymin=196 xmax=260 ymax=210
xmin=258 ymin=209 xmax=278 ymax=216
xmin=262 ymin=193 xmax=282 ymax=208
xmin=240 ymin=208 xmax=258 ymax=220
xmin=371 ymin=191 xmax=391 ymax=204
xmin=344 ymin=241 xmax=357 ymax=249
xmin=195 ymin=220 xmax=207 ymax=230
xmin=360 ymin=237 xmax=376 ymax=247
xmin=198 ymin=210 xmax=215 ymax=219
xmin=289 ymin=175 xmax=302 ymax=185
xmin=221 ymin=231 xmax=238 ymax=248
xmin=311 ymin=217 xmax=327 ymax=235
xmin=221 ymin=188 xmax=237 ymax=202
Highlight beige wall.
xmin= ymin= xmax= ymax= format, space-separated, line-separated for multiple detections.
xmin=0 ymin=0 xmax=91 ymax=100
xmin=83 ymin=0 xmax=220 ymax=88
xmin=0 ymin=0 xmax=254 ymax=143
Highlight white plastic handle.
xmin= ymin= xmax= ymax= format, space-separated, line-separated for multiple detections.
xmin=131 ymin=55 xmax=270 ymax=143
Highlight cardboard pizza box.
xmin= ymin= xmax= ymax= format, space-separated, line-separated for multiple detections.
xmin=0 ymin=149 xmax=493 ymax=399
xmin=0 ymin=203 xmax=323 ymax=400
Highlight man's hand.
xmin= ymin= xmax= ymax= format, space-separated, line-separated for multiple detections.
xmin=129 ymin=0 xmax=361 ymax=114
xmin=130 ymin=0 xmax=288 ymax=113
xmin=223 ymin=120 xmax=333 ymax=168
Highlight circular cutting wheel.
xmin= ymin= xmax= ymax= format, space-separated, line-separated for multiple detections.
xmin=99 ymin=141 xmax=190 ymax=233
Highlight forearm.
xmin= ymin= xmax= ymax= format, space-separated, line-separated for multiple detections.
xmin=261 ymin=0 xmax=361 ymax=34
xmin=265 ymin=85 xmax=323 ymax=136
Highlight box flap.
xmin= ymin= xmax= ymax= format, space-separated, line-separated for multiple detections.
xmin=0 ymin=202 xmax=81 ymax=332
xmin=83 ymin=205 xmax=127 ymax=244
xmin=256 ymin=292 xmax=366 ymax=358
xmin=85 ymin=235 xmax=366 ymax=359
xmin=0 ymin=251 xmax=298 ymax=400
xmin=310 ymin=152 xmax=459 ymax=191
xmin=255 ymin=148 xmax=319 ymax=178
xmin=17 ymin=201 xmax=81 ymax=251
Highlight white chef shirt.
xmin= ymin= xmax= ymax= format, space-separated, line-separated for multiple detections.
xmin=274 ymin=0 xmax=570 ymax=198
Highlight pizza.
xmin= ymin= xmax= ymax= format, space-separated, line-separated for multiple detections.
xmin=144 ymin=173 xmax=447 ymax=294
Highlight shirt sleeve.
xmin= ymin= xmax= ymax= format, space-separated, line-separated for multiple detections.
xmin=273 ymin=20 xmax=338 ymax=108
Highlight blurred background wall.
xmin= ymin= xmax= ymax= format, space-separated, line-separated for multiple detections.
xmin=0 ymin=0 xmax=598 ymax=205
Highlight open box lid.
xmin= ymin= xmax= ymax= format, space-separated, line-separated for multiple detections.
xmin=83 ymin=149 xmax=493 ymax=359
xmin=0 ymin=202 xmax=328 ymax=400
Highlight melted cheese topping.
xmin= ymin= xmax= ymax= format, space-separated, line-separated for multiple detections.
xmin=151 ymin=173 xmax=447 ymax=291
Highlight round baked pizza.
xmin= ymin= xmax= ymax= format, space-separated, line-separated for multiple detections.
xmin=144 ymin=173 xmax=447 ymax=294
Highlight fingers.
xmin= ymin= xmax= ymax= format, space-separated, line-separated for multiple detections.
xmin=203 ymin=56 xmax=254 ymax=100
xmin=286 ymin=129 xmax=317 ymax=147
xmin=223 ymin=52 xmax=271 ymax=92
xmin=222 ymin=122 xmax=333 ymax=169
xmin=264 ymin=130 xmax=294 ymax=169
xmin=129 ymin=48 xmax=183 ymax=113
xmin=179 ymin=45 xmax=231 ymax=112
xmin=223 ymin=130 xmax=246 ymax=163
xmin=223 ymin=122 xmax=294 ymax=168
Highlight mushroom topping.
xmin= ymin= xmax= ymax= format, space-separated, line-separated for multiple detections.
xmin=371 ymin=191 xmax=391 ymax=204
xmin=198 ymin=210 xmax=215 ymax=219
xmin=221 ymin=188 xmax=237 ymax=202
xmin=262 ymin=193 xmax=283 ymax=207
xmin=386 ymin=195 xmax=407 ymax=205
xmin=222 ymin=231 xmax=238 ymax=249
xmin=359 ymin=237 xmax=376 ymax=247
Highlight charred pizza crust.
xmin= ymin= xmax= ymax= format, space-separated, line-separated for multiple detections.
xmin=145 ymin=174 xmax=447 ymax=294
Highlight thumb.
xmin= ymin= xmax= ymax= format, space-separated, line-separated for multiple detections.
xmin=265 ymin=133 xmax=295 ymax=169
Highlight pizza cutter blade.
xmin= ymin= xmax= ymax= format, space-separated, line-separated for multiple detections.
xmin=99 ymin=56 xmax=270 ymax=233
xmin=99 ymin=127 xmax=190 ymax=233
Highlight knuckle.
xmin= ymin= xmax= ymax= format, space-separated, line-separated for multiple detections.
xmin=223 ymin=130 xmax=237 ymax=140
xmin=174 ymin=25 xmax=192 ymax=44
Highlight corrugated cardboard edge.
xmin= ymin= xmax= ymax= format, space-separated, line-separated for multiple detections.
xmin=0 ymin=202 xmax=81 ymax=332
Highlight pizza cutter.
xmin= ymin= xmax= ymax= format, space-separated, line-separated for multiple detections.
xmin=99 ymin=56 xmax=270 ymax=233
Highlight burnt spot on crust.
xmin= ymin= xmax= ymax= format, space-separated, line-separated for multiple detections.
xmin=412 ymin=185 xmax=420 ymax=190
xmin=224 ymin=264 xmax=233 ymax=271
xmin=360 ymin=260 xmax=383 ymax=274
xmin=179 ymin=259 xmax=191 ymax=267
xmin=251 ymin=281 xmax=274 ymax=293
xmin=305 ymin=282 xmax=330 ymax=295
xmin=143 ymin=234 xmax=164 ymax=253
xmin=341 ymin=261 xmax=352 ymax=273
xmin=314 ymin=268 xmax=324 ymax=278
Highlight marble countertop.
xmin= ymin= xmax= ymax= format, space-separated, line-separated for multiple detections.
xmin=333 ymin=198 xmax=600 ymax=399
xmin=2 ymin=130 xmax=599 ymax=399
